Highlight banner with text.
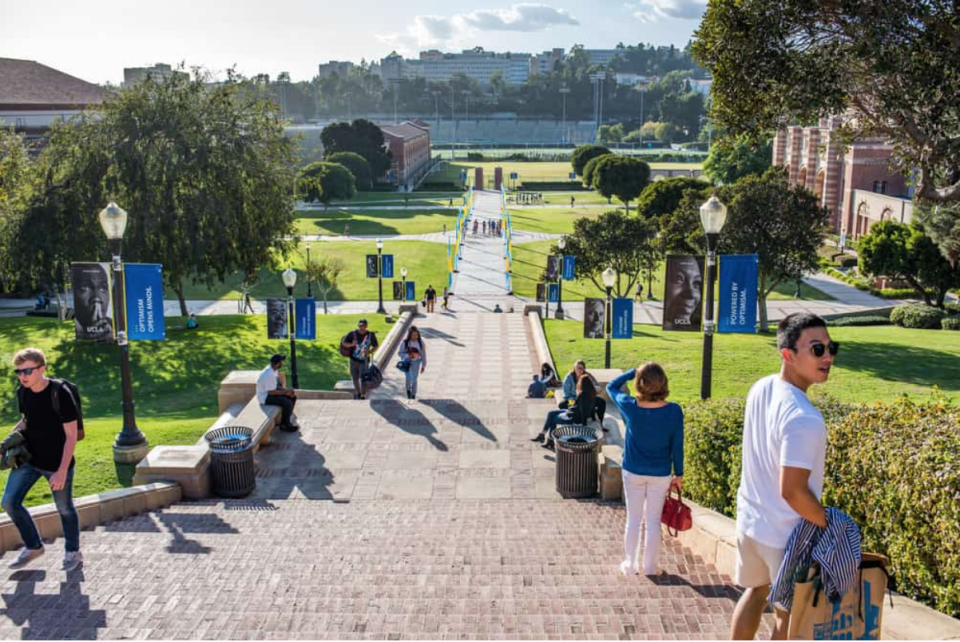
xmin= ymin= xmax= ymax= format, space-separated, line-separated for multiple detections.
xmin=562 ymin=255 xmax=576 ymax=281
xmin=405 ymin=281 xmax=416 ymax=301
xmin=381 ymin=254 xmax=394 ymax=279
xmin=662 ymin=255 xmax=705 ymax=332
xmin=612 ymin=298 xmax=634 ymax=339
xmin=295 ymin=298 xmax=316 ymax=340
xmin=548 ymin=283 xmax=559 ymax=303
xmin=71 ymin=262 xmax=114 ymax=342
xmin=718 ymin=254 xmax=759 ymax=334
xmin=124 ymin=263 xmax=166 ymax=341
xmin=266 ymin=299 xmax=287 ymax=339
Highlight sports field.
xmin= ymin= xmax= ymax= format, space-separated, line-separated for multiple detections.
xmin=432 ymin=161 xmax=703 ymax=186
xmin=295 ymin=208 xmax=458 ymax=237
xmin=432 ymin=148 xmax=707 ymax=161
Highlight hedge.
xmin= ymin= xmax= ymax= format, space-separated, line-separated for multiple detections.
xmin=823 ymin=267 xmax=925 ymax=300
xmin=520 ymin=181 xmax=589 ymax=191
xmin=828 ymin=315 xmax=891 ymax=327
xmin=890 ymin=303 xmax=947 ymax=329
xmin=942 ymin=316 xmax=960 ymax=331
xmin=417 ymin=182 xmax=463 ymax=192
xmin=683 ymin=394 xmax=960 ymax=616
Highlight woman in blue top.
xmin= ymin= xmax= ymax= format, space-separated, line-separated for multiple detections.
xmin=607 ymin=362 xmax=684 ymax=576
xmin=561 ymin=361 xmax=608 ymax=427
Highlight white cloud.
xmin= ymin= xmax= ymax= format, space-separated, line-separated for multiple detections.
xmin=628 ymin=0 xmax=707 ymax=23
xmin=378 ymin=3 xmax=579 ymax=55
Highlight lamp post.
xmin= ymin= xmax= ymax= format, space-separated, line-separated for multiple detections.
xmin=556 ymin=237 xmax=566 ymax=319
xmin=305 ymin=241 xmax=313 ymax=298
xmin=699 ymin=194 xmax=728 ymax=400
xmin=560 ymin=85 xmax=571 ymax=145
xmin=401 ymin=266 xmax=408 ymax=301
xmin=98 ymin=202 xmax=149 ymax=463
xmin=376 ymin=238 xmax=386 ymax=314
xmin=602 ymin=267 xmax=617 ymax=368
xmin=282 ymin=268 xmax=300 ymax=389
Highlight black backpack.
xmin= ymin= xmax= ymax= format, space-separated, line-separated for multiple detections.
xmin=17 ymin=379 xmax=85 ymax=441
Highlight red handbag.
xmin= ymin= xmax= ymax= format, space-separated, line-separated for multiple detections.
xmin=661 ymin=488 xmax=693 ymax=537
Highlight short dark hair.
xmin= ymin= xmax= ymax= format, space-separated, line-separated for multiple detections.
xmin=777 ymin=313 xmax=827 ymax=351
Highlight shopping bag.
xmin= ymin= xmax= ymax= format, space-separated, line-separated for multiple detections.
xmin=788 ymin=553 xmax=891 ymax=640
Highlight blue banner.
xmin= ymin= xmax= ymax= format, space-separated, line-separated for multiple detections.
xmin=381 ymin=254 xmax=394 ymax=279
xmin=612 ymin=298 xmax=634 ymax=339
xmin=548 ymin=283 xmax=559 ymax=303
xmin=718 ymin=254 xmax=759 ymax=334
xmin=562 ymin=255 xmax=576 ymax=281
xmin=123 ymin=263 xmax=165 ymax=341
xmin=295 ymin=298 xmax=316 ymax=340
xmin=406 ymin=281 xmax=416 ymax=301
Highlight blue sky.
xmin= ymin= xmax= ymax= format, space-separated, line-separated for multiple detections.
xmin=3 ymin=0 xmax=706 ymax=84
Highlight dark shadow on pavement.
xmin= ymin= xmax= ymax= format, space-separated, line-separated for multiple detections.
xmin=1 ymin=569 xmax=107 ymax=639
xmin=252 ymin=429 xmax=337 ymax=500
xmin=420 ymin=399 xmax=497 ymax=442
xmin=369 ymin=398 xmax=448 ymax=451
xmin=419 ymin=326 xmax=465 ymax=347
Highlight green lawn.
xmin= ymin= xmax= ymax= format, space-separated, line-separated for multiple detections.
xmin=508 ymin=207 xmax=607 ymax=234
xmin=545 ymin=321 xmax=960 ymax=404
xmin=295 ymin=208 xmax=459 ymax=237
xmin=171 ymin=241 xmax=450 ymax=302
xmin=324 ymin=192 xmax=463 ymax=206
xmin=0 ymin=315 xmax=392 ymax=508
xmin=432 ymin=148 xmax=707 ymax=161
xmin=511 ymin=241 xmax=834 ymax=302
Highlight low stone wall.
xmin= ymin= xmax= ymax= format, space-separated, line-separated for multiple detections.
xmin=679 ymin=499 xmax=960 ymax=640
xmin=372 ymin=307 xmax=417 ymax=370
xmin=0 ymin=482 xmax=182 ymax=555
xmin=525 ymin=309 xmax=556 ymax=379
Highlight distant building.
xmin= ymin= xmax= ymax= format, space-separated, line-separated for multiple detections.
xmin=0 ymin=57 xmax=112 ymax=144
xmin=614 ymin=73 xmax=654 ymax=87
xmin=123 ymin=63 xmax=187 ymax=87
xmin=317 ymin=61 xmax=354 ymax=79
xmin=380 ymin=121 xmax=431 ymax=187
xmin=380 ymin=48 xmax=531 ymax=85
xmin=530 ymin=49 xmax=564 ymax=76
xmin=774 ymin=117 xmax=913 ymax=239
xmin=582 ymin=49 xmax=621 ymax=66
xmin=688 ymin=78 xmax=713 ymax=98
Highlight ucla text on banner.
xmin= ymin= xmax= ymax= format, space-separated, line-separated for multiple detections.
xmin=662 ymin=255 xmax=705 ymax=332
xmin=718 ymin=254 xmax=759 ymax=334
xmin=548 ymin=283 xmax=559 ymax=303
xmin=562 ymin=255 xmax=576 ymax=281
xmin=380 ymin=254 xmax=394 ymax=279
xmin=295 ymin=298 xmax=316 ymax=340
xmin=71 ymin=262 xmax=114 ymax=342
xmin=405 ymin=281 xmax=416 ymax=301
xmin=612 ymin=298 xmax=633 ymax=339
xmin=124 ymin=263 xmax=166 ymax=341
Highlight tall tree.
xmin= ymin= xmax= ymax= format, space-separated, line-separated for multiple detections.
xmin=3 ymin=70 xmax=298 ymax=315
xmin=320 ymin=119 xmax=392 ymax=178
xmin=915 ymin=202 xmax=960 ymax=267
xmin=591 ymin=156 xmax=651 ymax=213
xmin=325 ymin=152 xmax=372 ymax=190
xmin=304 ymin=256 xmax=346 ymax=314
xmin=297 ymin=162 xmax=356 ymax=205
xmin=693 ymin=0 xmax=960 ymax=203
xmin=560 ymin=210 xmax=660 ymax=297
xmin=570 ymin=144 xmax=612 ymax=177
xmin=635 ymin=176 xmax=711 ymax=221
xmin=703 ymin=135 xmax=773 ymax=185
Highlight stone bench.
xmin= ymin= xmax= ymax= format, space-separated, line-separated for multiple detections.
xmin=598 ymin=445 xmax=623 ymax=501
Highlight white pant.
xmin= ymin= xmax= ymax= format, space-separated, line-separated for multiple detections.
xmin=622 ymin=470 xmax=672 ymax=575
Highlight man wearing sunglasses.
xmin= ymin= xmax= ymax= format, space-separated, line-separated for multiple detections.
xmin=731 ymin=313 xmax=839 ymax=640
xmin=2 ymin=348 xmax=82 ymax=572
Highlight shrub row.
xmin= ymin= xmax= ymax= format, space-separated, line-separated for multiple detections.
xmin=828 ymin=315 xmax=891 ymax=327
xmin=942 ymin=316 xmax=960 ymax=331
xmin=683 ymin=394 xmax=960 ymax=616
xmin=519 ymin=181 xmax=589 ymax=191
xmin=824 ymin=267 xmax=922 ymax=300
xmin=890 ymin=303 xmax=947 ymax=329
xmin=417 ymin=181 xmax=463 ymax=192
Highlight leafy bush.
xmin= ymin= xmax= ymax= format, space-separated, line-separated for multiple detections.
xmin=942 ymin=316 xmax=960 ymax=331
xmin=890 ymin=303 xmax=946 ymax=329
xmin=946 ymin=302 xmax=960 ymax=314
xmin=828 ymin=315 xmax=891 ymax=327
xmin=684 ymin=394 xmax=960 ymax=615
xmin=838 ymin=255 xmax=859 ymax=268
xmin=418 ymin=181 xmax=462 ymax=192
xmin=466 ymin=152 xmax=485 ymax=161
xmin=520 ymin=181 xmax=588 ymax=191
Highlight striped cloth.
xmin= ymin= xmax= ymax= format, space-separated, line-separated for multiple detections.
xmin=770 ymin=507 xmax=862 ymax=611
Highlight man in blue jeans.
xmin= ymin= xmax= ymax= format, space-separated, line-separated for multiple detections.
xmin=2 ymin=347 xmax=81 ymax=571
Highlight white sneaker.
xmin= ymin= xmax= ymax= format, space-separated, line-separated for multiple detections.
xmin=8 ymin=546 xmax=44 ymax=570
xmin=619 ymin=560 xmax=638 ymax=576
xmin=62 ymin=551 xmax=83 ymax=572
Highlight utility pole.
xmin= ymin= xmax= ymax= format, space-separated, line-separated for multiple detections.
xmin=560 ymin=85 xmax=570 ymax=145
xmin=450 ymin=84 xmax=456 ymax=160
xmin=590 ymin=73 xmax=604 ymax=142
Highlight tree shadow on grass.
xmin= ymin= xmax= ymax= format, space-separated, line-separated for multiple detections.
xmin=834 ymin=340 xmax=960 ymax=390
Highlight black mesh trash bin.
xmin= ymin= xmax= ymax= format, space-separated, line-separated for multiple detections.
xmin=205 ymin=426 xmax=256 ymax=498
xmin=554 ymin=424 xmax=603 ymax=498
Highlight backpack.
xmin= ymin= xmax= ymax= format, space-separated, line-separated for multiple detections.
xmin=361 ymin=363 xmax=383 ymax=390
xmin=339 ymin=333 xmax=354 ymax=358
xmin=17 ymin=379 xmax=85 ymax=441
xmin=527 ymin=378 xmax=547 ymax=399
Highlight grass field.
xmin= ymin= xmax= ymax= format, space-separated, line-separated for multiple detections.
xmin=295 ymin=208 xmax=458 ymax=237
xmin=324 ymin=192 xmax=463 ymax=206
xmin=170 ymin=241 xmax=450 ymax=302
xmin=433 ymin=161 xmax=703 ymax=185
xmin=0 ymin=315 xmax=391 ymax=508
xmin=508 ymin=207 xmax=607 ymax=234
xmin=432 ymin=148 xmax=708 ymax=160
xmin=510 ymin=241 xmax=834 ymax=302
xmin=545 ymin=320 xmax=960 ymax=404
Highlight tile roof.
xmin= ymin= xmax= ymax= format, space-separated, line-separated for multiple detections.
xmin=0 ymin=58 xmax=112 ymax=109
xmin=380 ymin=122 xmax=430 ymax=140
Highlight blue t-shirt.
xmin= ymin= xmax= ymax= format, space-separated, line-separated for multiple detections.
xmin=607 ymin=369 xmax=684 ymax=477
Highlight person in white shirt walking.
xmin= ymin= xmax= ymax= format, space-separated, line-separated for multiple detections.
xmin=730 ymin=313 xmax=838 ymax=640
xmin=256 ymin=354 xmax=298 ymax=432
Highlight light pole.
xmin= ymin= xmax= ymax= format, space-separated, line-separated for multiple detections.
xmin=401 ymin=266 xmax=408 ymax=301
xmin=699 ymin=194 xmax=728 ymax=400
xmin=639 ymin=86 xmax=645 ymax=147
xmin=450 ymin=85 xmax=456 ymax=160
xmin=560 ymin=85 xmax=570 ymax=145
xmin=556 ymin=237 xmax=566 ymax=320
xmin=98 ymin=202 xmax=149 ymax=463
xmin=305 ymin=241 xmax=313 ymax=298
xmin=590 ymin=73 xmax=604 ymax=140
xmin=344 ymin=92 xmax=352 ymax=121
xmin=602 ymin=267 xmax=617 ymax=369
xmin=282 ymin=268 xmax=300 ymax=389
xmin=376 ymin=238 xmax=386 ymax=314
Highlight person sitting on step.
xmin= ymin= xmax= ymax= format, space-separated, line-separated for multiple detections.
xmin=560 ymin=360 xmax=607 ymax=429
xmin=532 ymin=374 xmax=597 ymax=450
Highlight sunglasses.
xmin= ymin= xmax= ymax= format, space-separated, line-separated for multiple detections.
xmin=13 ymin=366 xmax=41 ymax=377
xmin=805 ymin=341 xmax=840 ymax=358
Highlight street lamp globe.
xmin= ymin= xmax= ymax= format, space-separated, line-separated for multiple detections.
xmin=401 ymin=267 xmax=408 ymax=279
xmin=558 ymin=237 xmax=566 ymax=251
xmin=376 ymin=238 xmax=384 ymax=251
xmin=98 ymin=202 xmax=128 ymax=240
xmin=282 ymin=268 xmax=297 ymax=289
xmin=601 ymin=267 xmax=617 ymax=289
xmin=699 ymin=195 xmax=728 ymax=235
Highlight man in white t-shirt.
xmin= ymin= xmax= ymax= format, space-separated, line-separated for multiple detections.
xmin=256 ymin=353 xmax=298 ymax=432
xmin=730 ymin=313 xmax=838 ymax=640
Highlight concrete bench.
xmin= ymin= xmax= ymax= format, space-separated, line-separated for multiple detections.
xmin=598 ymin=445 xmax=623 ymax=501
xmin=217 ymin=370 xmax=261 ymax=414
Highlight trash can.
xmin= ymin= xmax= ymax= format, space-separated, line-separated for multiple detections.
xmin=554 ymin=424 xmax=603 ymax=498
xmin=205 ymin=426 xmax=256 ymax=498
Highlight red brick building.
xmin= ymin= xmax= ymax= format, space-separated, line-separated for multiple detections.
xmin=380 ymin=121 xmax=431 ymax=188
xmin=773 ymin=118 xmax=913 ymax=240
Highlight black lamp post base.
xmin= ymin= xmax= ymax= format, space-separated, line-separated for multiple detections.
xmin=555 ymin=309 xmax=565 ymax=320
xmin=113 ymin=440 xmax=150 ymax=464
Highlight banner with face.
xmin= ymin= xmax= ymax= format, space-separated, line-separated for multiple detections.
xmin=662 ymin=255 xmax=704 ymax=332
xmin=72 ymin=262 xmax=113 ymax=341
xmin=266 ymin=299 xmax=288 ymax=339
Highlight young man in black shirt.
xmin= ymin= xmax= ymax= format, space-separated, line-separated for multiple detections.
xmin=2 ymin=348 xmax=81 ymax=571
xmin=342 ymin=319 xmax=378 ymax=399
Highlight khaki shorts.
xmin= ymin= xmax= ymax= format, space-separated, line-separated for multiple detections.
xmin=736 ymin=533 xmax=786 ymax=588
